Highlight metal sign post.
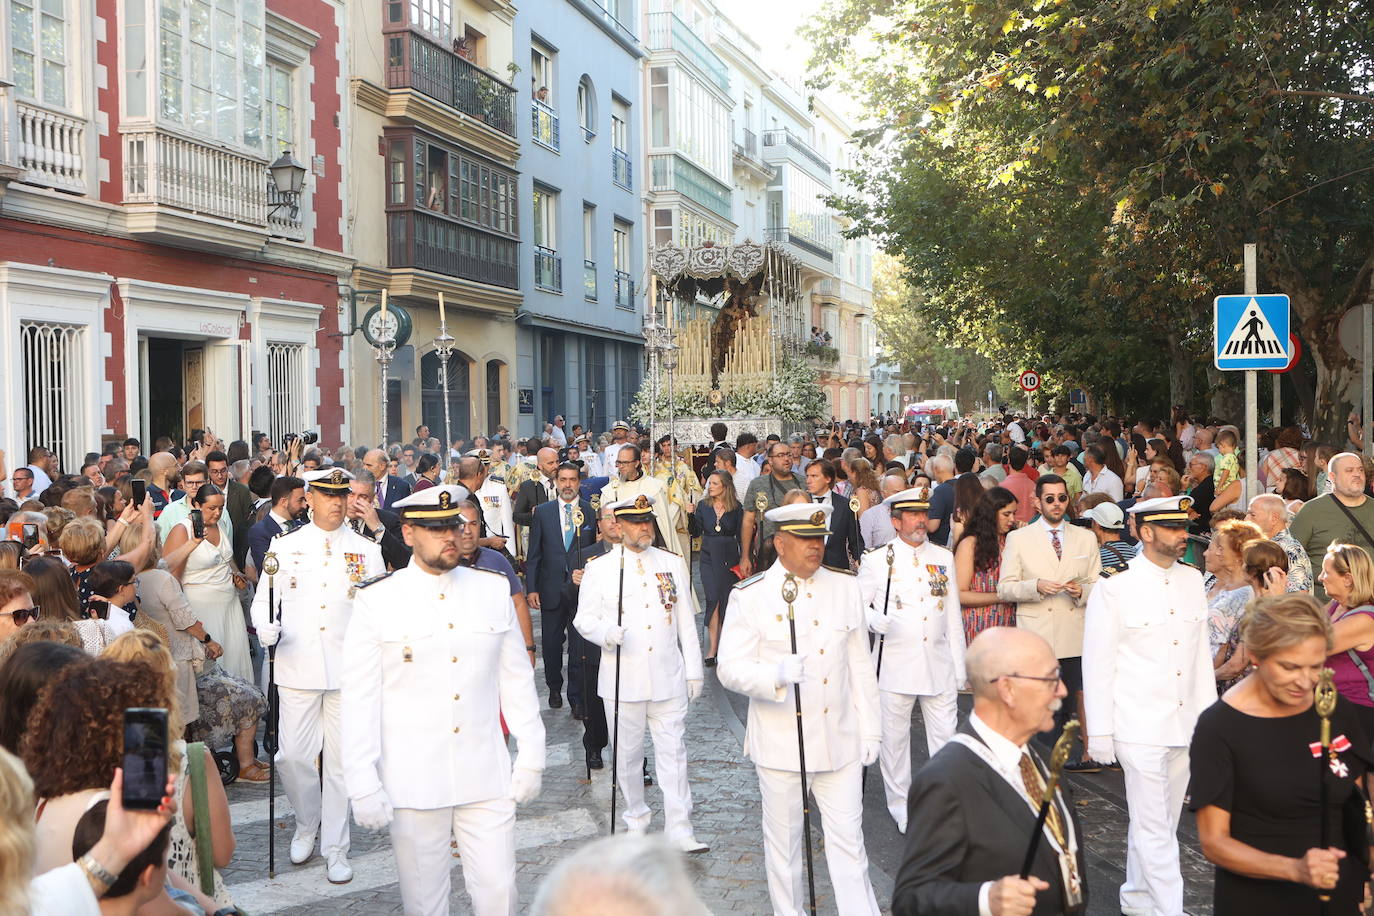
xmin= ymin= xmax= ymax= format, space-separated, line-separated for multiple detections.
xmin=1244 ymin=244 xmax=1258 ymax=504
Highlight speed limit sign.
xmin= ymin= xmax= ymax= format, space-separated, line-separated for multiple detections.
xmin=1018 ymin=370 xmax=1041 ymax=392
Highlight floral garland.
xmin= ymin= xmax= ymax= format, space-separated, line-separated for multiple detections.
xmin=630 ymin=357 xmax=829 ymax=423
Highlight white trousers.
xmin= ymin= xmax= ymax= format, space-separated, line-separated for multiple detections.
xmin=390 ymin=798 xmax=517 ymax=916
xmin=607 ymin=693 xmax=694 ymax=839
xmin=756 ymin=761 xmax=880 ymax=916
xmin=276 ymin=686 xmax=348 ymax=855
xmin=1116 ymin=741 xmax=1189 ymax=916
xmin=878 ymin=689 xmax=958 ymax=826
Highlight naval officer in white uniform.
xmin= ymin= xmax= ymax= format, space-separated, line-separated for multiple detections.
xmin=856 ymin=486 xmax=965 ymax=833
xmin=342 ymin=485 xmax=545 ymax=916
xmin=718 ymin=502 xmax=882 ymax=916
xmin=251 ymin=466 xmax=384 ymax=883
xmin=1083 ymin=496 xmax=1215 ymax=916
xmin=574 ymin=493 xmax=708 ymax=852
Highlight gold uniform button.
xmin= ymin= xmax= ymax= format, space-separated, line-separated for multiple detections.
xmin=648 ymin=646 xmax=654 ymax=652
xmin=448 ymin=623 xmax=454 ymax=629
xmin=451 ymin=656 xmax=457 ymax=663
xmin=823 ymin=678 xmax=828 ymax=685
xmin=439 ymin=593 xmax=445 ymax=600
xmin=813 ymin=620 xmax=819 ymax=626
xmin=453 ymin=694 xmax=459 ymax=701
xmin=453 ymin=726 xmax=460 ymax=733
xmin=818 ymin=649 xmax=824 ymax=655
xmin=319 ymin=604 xmax=326 ymax=609
xmin=823 ymin=707 xmax=829 ymax=714
xmin=319 ymin=626 xmax=325 ymax=631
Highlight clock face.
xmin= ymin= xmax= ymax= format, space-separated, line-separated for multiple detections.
xmin=360 ymin=303 xmax=413 ymax=348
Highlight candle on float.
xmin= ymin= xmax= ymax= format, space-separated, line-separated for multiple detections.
xmin=438 ymin=291 xmax=446 ymax=325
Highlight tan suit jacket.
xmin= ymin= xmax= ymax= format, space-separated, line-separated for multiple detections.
xmin=996 ymin=521 xmax=1101 ymax=658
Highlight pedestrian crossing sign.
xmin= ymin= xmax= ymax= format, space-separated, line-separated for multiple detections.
xmin=1214 ymin=294 xmax=1290 ymax=370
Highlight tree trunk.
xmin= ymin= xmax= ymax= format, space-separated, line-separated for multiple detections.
xmin=1167 ymin=332 xmax=1194 ymax=412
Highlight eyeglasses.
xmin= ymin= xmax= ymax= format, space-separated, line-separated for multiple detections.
xmin=996 ymin=667 xmax=1062 ymax=686
xmin=0 ymin=607 xmax=40 ymax=624
xmin=1041 ymin=494 xmax=1069 ymax=504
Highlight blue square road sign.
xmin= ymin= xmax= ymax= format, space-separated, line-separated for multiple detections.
xmin=1214 ymin=294 xmax=1290 ymax=370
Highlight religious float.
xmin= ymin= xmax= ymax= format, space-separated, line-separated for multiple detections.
xmin=631 ymin=239 xmax=829 ymax=452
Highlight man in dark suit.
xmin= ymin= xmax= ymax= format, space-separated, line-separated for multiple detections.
xmin=892 ymin=627 xmax=1088 ymax=916
xmin=363 ymin=448 xmax=410 ymax=510
xmin=525 ymin=462 xmax=596 ymax=711
xmin=246 ymin=475 xmax=306 ymax=575
xmin=804 ymin=458 xmax=863 ymax=569
xmin=566 ymin=500 xmax=615 ymax=769
xmin=346 ymin=471 xmax=411 ymax=569
xmin=207 ymin=450 xmax=255 ymax=569
xmin=513 ymin=446 xmax=560 ymax=528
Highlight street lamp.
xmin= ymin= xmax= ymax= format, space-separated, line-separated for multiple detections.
xmin=954 ymin=379 xmax=960 ymax=407
xmin=942 ymin=375 xmax=949 ymax=399
xmin=267 ymin=151 xmax=308 ymax=218
xmin=434 ymin=293 xmax=456 ymax=480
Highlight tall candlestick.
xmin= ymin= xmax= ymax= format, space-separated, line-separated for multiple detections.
xmin=381 ymin=288 xmax=389 ymax=321
xmin=438 ymin=291 xmax=446 ymax=324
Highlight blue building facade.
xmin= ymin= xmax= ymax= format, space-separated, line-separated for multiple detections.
xmin=514 ymin=0 xmax=644 ymax=438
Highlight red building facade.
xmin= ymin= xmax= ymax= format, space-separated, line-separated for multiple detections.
xmin=0 ymin=0 xmax=354 ymax=468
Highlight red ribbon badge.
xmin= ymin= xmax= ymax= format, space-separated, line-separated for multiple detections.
xmin=1310 ymin=735 xmax=1353 ymax=758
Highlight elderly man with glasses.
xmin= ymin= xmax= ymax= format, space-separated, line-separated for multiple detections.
xmin=997 ymin=474 xmax=1102 ymax=771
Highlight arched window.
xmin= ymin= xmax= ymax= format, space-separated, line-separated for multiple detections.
xmin=577 ymin=75 xmax=596 ymax=141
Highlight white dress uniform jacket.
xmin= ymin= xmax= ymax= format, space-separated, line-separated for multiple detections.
xmin=477 ymin=475 xmax=515 ymax=541
xmin=856 ymin=538 xmax=966 ymax=695
xmin=575 ymin=545 xmax=703 ymax=702
xmin=997 ymin=519 xmax=1101 ymax=658
xmin=341 ymin=564 xmax=545 ymax=809
xmin=1082 ymin=555 xmax=1216 ymax=747
xmin=250 ymin=523 xmax=384 ymax=690
xmin=718 ymin=563 xmax=881 ymax=773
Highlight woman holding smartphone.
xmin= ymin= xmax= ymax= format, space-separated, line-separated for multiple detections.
xmin=163 ymin=484 xmax=251 ymax=682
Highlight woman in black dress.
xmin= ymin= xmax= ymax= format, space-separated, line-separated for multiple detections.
xmin=1189 ymin=593 xmax=1371 ymax=915
xmin=695 ymin=469 xmax=742 ymax=666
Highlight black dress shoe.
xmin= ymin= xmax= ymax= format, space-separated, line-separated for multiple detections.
xmin=587 ymin=750 xmax=604 ymax=770
xmin=571 ymin=706 xmax=586 ymax=721
xmin=703 ymin=656 xmax=717 ymax=668
xmin=549 ymin=692 xmax=563 ymax=709
xmin=643 ymin=760 xmax=653 ymax=786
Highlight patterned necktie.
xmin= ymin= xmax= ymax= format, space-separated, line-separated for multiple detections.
xmin=564 ymin=502 xmax=574 ymax=551
xmin=1051 ymin=528 xmax=1062 ymax=561
xmin=1019 ymin=752 xmax=1066 ymax=846
xmin=376 ymin=481 xmax=385 ymax=506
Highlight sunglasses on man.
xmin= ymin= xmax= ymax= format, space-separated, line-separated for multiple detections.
xmin=0 ymin=606 xmax=40 ymax=624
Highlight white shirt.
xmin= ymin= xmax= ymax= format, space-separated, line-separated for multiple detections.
xmin=549 ymin=425 xmax=568 ymax=447
xmin=1083 ymin=466 xmax=1125 ymax=502
xmin=732 ymin=454 xmax=759 ymax=499
xmin=557 ymin=496 xmax=579 ymax=542
xmin=1007 ymin=421 xmax=1026 ymax=444
xmin=1039 ymin=517 xmax=1067 ymax=550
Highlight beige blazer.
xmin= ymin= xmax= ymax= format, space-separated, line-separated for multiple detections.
xmin=996 ymin=521 xmax=1101 ymax=658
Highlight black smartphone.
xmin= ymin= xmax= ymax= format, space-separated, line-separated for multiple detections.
xmin=132 ymin=478 xmax=147 ymax=507
xmin=190 ymin=509 xmax=205 ymax=539
xmin=121 ymin=707 xmax=168 ymax=810
xmin=21 ymin=523 xmax=40 ymax=549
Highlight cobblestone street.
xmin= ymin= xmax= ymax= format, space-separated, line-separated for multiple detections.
xmin=220 ymin=649 xmax=1215 ymax=915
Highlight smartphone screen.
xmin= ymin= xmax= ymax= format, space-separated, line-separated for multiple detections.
xmin=21 ymin=523 xmax=39 ymax=549
xmin=190 ymin=509 xmax=205 ymax=539
xmin=121 ymin=708 xmax=168 ymax=810
xmin=132 ymin=478 xmax=147 ymax=507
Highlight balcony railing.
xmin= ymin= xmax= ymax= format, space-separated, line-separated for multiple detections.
xmin=612 ymin=148 xmax=632 ymax=191
xmin=614 ymin=270 xmax=633 ymax=309
xmin=762 ymin=128 xmax=831 ymax=177
xmin=266 ymin=184 xmax=306 ymax=238
xmin=532 ymin=100 xmax=560 ymax=151
xmin=765 ymin=225 xmax=834 ymax=261
xmin=648 ymin=153 xmax=731 ymax=220
xmin=16 ymin=100 xmax=86 ymax=192
xmin=584 ymin=0 xmax=637 ymax=42
xmin=739 ymin=128 xmax=758 ymax=158
xmin=385 ymin=30 xmax=517 ymax=137
xmin=645 ymin=12 xmax=730 ymax=92
xmin=535 ymin=246 xmax=563 ymax=292
xmin=388 ymin=208 xmax=519 ymax=289
xmin=123 ymin=127 xmax=267 ymax=225
xmin=584 ymin=259 xmax=598 ymax=300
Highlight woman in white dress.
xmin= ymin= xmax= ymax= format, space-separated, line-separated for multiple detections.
xmin=163 ymin=485 xmax=252 ymax=682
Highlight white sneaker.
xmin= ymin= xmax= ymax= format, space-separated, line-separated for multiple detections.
xmin=676 ymin=834 xmax=710 ymax=854
xmin=325 ymin=851 xmax=353 ymax=884
xmin=289 ymin=827 xmax=317 ymax=865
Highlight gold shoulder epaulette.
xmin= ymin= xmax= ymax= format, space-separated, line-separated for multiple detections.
xmin=733 ymin=572 xmax=766 ymax=589
xmin=357 ymin=571 xmax=394 ymax=589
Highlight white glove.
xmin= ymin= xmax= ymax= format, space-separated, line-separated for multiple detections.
xmin=687 ymin=678 xmax=703 ymax=702
xmin=509 ymin=767 xmax=543 ymax=805
xmin=861 ymin=739 xmax=880 ymax=767
xmin=352 ymin=789 xmax=393 ymax=830
xmin=776 ymin=654 xmax=807 ymax=687
xmin=865 ymin=608 xmax=893 ymax=635
xmin=1087 ymin=735 xmax=1116 ymax=765
xmin=256 ymin=621 xmax=282 ymax=647
xmin=603 ymin=625 xmax=626 ymax=649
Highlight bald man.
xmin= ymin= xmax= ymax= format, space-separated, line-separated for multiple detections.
xmin=1245 ymin=493 xmax=1313 ymax=593
xmin=893 ymin=628 xmax=1087 ymax=916
xmin=363 ymin=448 xmax=411 ymax=511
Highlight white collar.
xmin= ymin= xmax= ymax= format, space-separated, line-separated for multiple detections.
xmin=968 ymin=711 xmax=1029 ymax=774
xmin=270 ymin=510 xmax=292 ymax=528
xmin=1038 ymin=517 xmax=1066 ymax=535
